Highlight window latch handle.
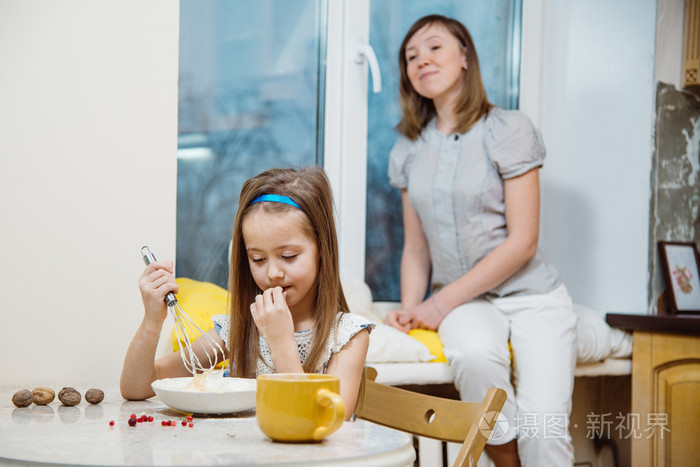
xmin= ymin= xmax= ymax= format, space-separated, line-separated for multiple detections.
xmin=354 ymin=43 xmax=382 ymax=93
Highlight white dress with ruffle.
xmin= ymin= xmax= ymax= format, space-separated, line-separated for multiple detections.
xmin=212 ymin=312 xmax=374 ymax=375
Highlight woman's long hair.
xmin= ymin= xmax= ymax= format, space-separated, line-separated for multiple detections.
xmin=396 ymin=15 xmax=493 ymax=140
xmin=227 ymin=166 xmax=349 ymax=377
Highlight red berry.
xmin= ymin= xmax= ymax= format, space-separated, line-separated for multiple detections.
xmin=181 ymin=420 xmax=187 ymax=426
xmin=161 ymin=420 xmax=166 ymax=426
xmin=109 ymin=420 xmax=115 ymax=426
xmin=128 ymin=418 xmax=137 ymax=427
xmin=130 ymin=413 xmax=137 ymax=420
xmin=148 ymin=416 xmax=154 ymax=422
xmin=186 ymin=415 xmax=193 ymax=422
xmin=188 ymin=422 xmax=193 ymax=428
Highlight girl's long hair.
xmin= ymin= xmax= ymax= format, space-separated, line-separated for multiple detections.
xmin=227 ymin=166 xmax=349 ymax=377
xmin=396 ymin=14 xmax=493 ymax=140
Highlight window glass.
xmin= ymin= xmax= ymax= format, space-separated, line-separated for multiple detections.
xmin=365 ymin=0 xmax=522 ymax=300
xmin=177 ymin=0 xmax=325 ymax=287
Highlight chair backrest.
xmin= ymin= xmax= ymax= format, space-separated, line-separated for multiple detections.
xmin=354 ymin=367 xmax=507 ymax=467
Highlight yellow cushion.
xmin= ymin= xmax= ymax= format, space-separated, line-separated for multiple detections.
xmin=172 ymin=277 xmax=229 ymax=352
xmin=408 ymin=329 xmax=447 ymax=362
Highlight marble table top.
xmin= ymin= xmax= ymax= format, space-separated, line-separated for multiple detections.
xmin=0 ymin=385 xmax=414 ymax=466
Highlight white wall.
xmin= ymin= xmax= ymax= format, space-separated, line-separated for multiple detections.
xmin=0 ymin=1 xmax=179 ymax=386
xmin=521 ymin=0 xmax=657 ymax=313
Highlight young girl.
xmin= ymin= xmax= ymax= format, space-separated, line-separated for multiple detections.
xmin=384 ymin=15 xmax=577 ymax=466
xmin=120 ymin=167 xmax=373 ymax=419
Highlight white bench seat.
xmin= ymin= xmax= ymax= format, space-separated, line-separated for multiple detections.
xmin=371 ymin=358 xmax=631 ymax=387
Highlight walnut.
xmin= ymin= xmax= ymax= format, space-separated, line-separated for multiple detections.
xmin=58 ymin=387 xmax=81 ymax=406
xmin=12 ymin=389 xmax=33 ymax=407
xmin=85 ymin=388 xmax=104 ymax=404
xmin=32 ymin=387 xmax=55 ymax=405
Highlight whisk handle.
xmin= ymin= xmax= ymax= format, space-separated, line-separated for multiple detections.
xmin=140 ymin=246 xmax=178 ymax=307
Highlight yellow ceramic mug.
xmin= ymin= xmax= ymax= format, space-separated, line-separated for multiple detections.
xmin=256 ymin=373 xmax=346 ymax=442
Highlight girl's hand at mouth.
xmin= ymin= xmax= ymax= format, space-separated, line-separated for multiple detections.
xmin=250 ymin=286 xmax=295 ymax=344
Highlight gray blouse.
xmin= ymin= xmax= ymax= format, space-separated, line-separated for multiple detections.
xmin=388 ymin=107 xmax=561 ymax=299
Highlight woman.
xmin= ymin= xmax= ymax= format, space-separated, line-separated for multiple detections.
xmin=384 ymin=15 xmax=577 ymax=467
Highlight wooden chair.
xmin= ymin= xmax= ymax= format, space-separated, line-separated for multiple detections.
xmin=354 ymin=367 xmax=507 ymax=467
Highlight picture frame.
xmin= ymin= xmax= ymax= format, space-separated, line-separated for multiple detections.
xmin=658 ymin=241 xmax=700 ymax=314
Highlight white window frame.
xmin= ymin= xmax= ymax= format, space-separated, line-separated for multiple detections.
xmin=324 ymin=0 xmax=371 ymax=282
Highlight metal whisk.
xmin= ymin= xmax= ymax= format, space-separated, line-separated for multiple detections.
xmin=140 ymin=246 xmax=225 ymax=375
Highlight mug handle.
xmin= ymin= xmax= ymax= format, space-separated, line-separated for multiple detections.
xmin=311 ymin=388 xmax=346 ymax=440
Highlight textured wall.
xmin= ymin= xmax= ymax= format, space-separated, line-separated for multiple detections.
xmin=649 ymin=83 xmax=700 ymax=312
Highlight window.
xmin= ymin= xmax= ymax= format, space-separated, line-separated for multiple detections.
xmin=176 ymin=0 xmax=522 ymax=299
xmin=177 ymin=0 xmax=326 ymax=287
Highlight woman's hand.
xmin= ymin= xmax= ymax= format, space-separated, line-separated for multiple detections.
xmin=385 ymin=297 xmax=447 ymax=332
xmin=405 ymin=297 xmax=446 ymax=330
xmin=384 ymin=309 xmax=412 ymax=332
xmin=138 ymin=260 xmax=176 ymax=325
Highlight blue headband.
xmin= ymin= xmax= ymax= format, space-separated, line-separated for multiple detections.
xmin=249 ymin=194 xmax=302 ymax=210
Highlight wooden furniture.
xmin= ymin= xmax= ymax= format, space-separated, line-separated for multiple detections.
xmin=0 ymin=384 xmax=414 ymax=467
xmin=354 ymin=367 xmax=507 ymax=467
xmin=606 ymin=313 xmax=700 ymax=467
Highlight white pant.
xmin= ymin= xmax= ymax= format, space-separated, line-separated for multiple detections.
xmin=438 ymin=284 xmax=577 ymax=467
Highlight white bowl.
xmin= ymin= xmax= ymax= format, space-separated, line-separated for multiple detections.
xmin=151 ymin=376 xmax=256 ymax=414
